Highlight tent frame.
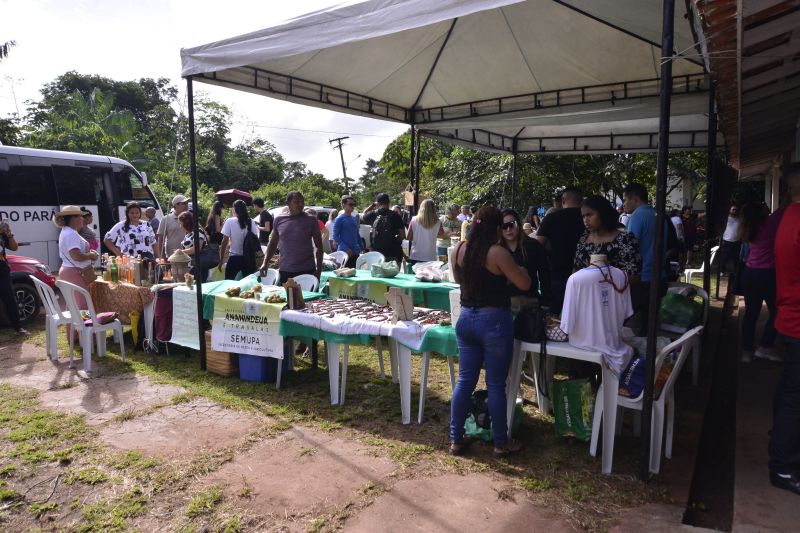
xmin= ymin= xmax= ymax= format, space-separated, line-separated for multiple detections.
xmin=183 ymin=0 xmax=722 ymax=482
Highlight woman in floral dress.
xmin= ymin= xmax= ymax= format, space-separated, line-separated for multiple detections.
xmin=103 ymin=202 xmax=157 ymax=258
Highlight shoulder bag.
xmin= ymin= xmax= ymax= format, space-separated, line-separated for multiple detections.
xmin=513 ymin=303 xmax=549 ymax=398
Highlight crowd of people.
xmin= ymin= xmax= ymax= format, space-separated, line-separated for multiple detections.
xmin=3 ymin=172 xmax=797 ymax=493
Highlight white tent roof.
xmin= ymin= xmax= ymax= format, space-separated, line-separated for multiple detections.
xmin=181 ymin=0 xmax=715 ymax=154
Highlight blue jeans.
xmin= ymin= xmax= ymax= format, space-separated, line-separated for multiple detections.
xmin=450 ymin=306 xmax=513 ymax=447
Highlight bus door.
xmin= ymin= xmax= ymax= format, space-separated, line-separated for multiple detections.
xmin=52 ymin=164 xmax=111 ymax=260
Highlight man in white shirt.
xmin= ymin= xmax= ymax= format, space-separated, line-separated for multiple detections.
xmin=560 ymin=262 xmax=634 ymax=375
xmin=719 ymin=204 xmax=741 ymax=276
xmin=457 ymin=205 xmax=471 ymax=222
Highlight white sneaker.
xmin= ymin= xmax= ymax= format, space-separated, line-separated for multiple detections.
xmin=754 ymin=346 xmax=782 ymax=362
xmin=741 ymin=350 xmax=753 ymax=363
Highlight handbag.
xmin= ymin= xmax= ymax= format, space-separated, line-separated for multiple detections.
xmin=197 ymin=244 xmax=220 ymax=270
xmin=64 ymin=255 xmax=96 ymax=284
xmin=514 ymin=303 xmax=549 ymax=398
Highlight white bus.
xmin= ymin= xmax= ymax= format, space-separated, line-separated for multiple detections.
xmin=0 ymin=146 xmax=164 ymax=270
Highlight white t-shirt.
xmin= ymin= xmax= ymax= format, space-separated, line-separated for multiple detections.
xmin=409 ymin=218 xmax=441 ymax=261
xmin=722 ymin=215 xmax=741 ymax=242
xmin=619 ymin=212 xmax=631 ymax=228
xmin=59 ymin=226 xmax=91 ymax=268
xmin=221 ymin=217 xmax=259 ymax=256
xmin=560 ymin=265 xmax=634 ymax=375
xmin=670 ymin=216 xmax=683 ymax=240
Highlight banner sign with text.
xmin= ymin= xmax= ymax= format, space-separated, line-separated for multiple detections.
xmin=211 ymin=295 xmax=284 ymax=359
xmin=171 ymin=287 xmax=200 ymax=350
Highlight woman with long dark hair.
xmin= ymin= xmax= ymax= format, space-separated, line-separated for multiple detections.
xmin=500 ymin=208 xmax=550 ymax=311
xmin=739 ymin=201 xmax=785 ymax=362
xmin=205 ymin=200 xmax=224 ymax=245
xmin=218 ymin=199 xmax=259 ymax=280
xmin=103 ymin=201 xmax=156 ymax=258
xmin=574 ymin=195 xmax=641 ymax=277
xmin=450 ymin=206 xmax=531 ymax=457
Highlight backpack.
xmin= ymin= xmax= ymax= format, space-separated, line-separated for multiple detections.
xmin=242 ymin=223 xmax=262 ymax=270
xmin=370 ymin=210 xmax=396 ymax=252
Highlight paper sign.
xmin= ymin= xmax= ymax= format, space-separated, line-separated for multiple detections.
xmin=171 ymin=287 xmax=200 ymax=349
xmin=210 ymin=295 xmax=284 ymax=359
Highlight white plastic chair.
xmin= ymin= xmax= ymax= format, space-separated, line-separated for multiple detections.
xmin=31 ymin=277 xmax=78 ymax=363
xmin=292 ymin=274 xmax=319 ymax=292
xmin=328 ymin=251 xmax=349 ymax=269
xmin=261 ymin=268 xmax=279 ymax=286
xmin=590 ymin=326 xmax=703 ymax=474
xmin=56 ymin=280 xmax=125 ymax=374
xmin=684 ymin=245 xmax=719 ymax=284
xmin=355 ymin=251 xmax=385 ymax=270
xmin=665 ymin=282 xmax=709 ymax=385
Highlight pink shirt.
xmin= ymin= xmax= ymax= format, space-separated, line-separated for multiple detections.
xmin=746 ymin=207 xmax=785 ymax=269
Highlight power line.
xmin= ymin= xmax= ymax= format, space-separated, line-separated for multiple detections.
xmin=238 ymin=121 xmax=397 ymax=138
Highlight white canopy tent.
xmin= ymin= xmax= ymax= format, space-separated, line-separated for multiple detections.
xmin=181 ymin=0 xmax=717 ymax=155
xmin=179 ymin=0 xmax=716 ymax=480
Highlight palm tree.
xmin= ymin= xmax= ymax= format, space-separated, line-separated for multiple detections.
xmin=0 ymin=40 xmax=16 ymax=61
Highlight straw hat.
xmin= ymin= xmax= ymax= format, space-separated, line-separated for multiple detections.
xmin=53 ymin=205 xmax=89 ymax=227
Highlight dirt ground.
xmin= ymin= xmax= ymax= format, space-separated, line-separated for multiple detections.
xmin=0 ymin=317 xmax=699 ymax=532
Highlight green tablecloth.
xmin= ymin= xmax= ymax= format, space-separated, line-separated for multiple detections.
xmin=278 ymin=319 xmax=458 ymax=356
xmin=200 ymin=276 xmax=324 ymax=320
xmin=321 ymin=271 xmax=458 ymax=311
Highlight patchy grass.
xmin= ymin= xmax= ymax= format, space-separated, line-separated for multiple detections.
xmin=186 ymin=486 xmax=223 ymax=518
xmin=64 ymin=466 xmax=110 ymax=485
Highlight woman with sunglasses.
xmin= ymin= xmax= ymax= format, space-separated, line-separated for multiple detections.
xmin=450 ymin=206 xmax=531 ymax=458
xmin=500 ymin=209 xmax=551 ymax=312
xmin=573 ymin=195 xmax=641 ymax=277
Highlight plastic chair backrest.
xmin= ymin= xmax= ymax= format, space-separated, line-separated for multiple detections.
xmin=328 ymin=251 xmax=348 ymax=268
xmin=261 ymin=268 xmax=279 ymax=286
xmin=292 ymin=274 xmax=319 ymax=292
xmin=355 ymin=251 xmax=385 ymax=270
xmin=32 ymin=277 xmax=64 ymax=320
xmin=654 ymin=325 xmax=704 ymax=399
xmin=56 ymin=280 xmax=96 ymax=327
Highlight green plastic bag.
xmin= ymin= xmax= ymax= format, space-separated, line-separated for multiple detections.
xmin=553 ymin=378 xmax=594 ymax=441
xmin=659 ymin=292 xmax=702 ymax=331
xmin=464 ymin=399 xmax=524 ymax=443
xmin=370 ymin=260 xmax=400 ymax=278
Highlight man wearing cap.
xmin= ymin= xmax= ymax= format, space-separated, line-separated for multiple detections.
xmin=156 ymin=195 xmax=189 ymax=259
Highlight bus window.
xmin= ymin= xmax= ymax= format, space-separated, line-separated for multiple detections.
xmin=1 ymin=165 xmax=57 ymax=206
xmin=116 ymin=168 xmax=156 ymax=208
xmin=53 ymin=165 xmax=100 ymax=205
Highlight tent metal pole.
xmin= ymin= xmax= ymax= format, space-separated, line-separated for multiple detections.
xmin=186 ymin=76 xmax=206 ymax=370
xmin=511 ymin=142 xmax=518 ymax=210
xmin=703 ymin=82 xmax=717 ymax=294
xmin=414 ymin=129 xmax=421 ymax=211
xmin=410 ymin=125 xmax=418 ymax=214
xmin=640 ymin=0 xmax=675 ymax=481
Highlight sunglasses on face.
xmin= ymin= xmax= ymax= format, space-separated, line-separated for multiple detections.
xmin=501 ymin=221 xmax=517 ymax=230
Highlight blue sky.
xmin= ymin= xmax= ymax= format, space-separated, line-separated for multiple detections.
xmin=0 ymin=0 xmax=407 ymax=180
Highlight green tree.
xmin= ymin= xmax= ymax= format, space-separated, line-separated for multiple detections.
xmin=0 ymin=115 xmax=21 ymax=145
xmin=0 ymin=40 xmax=15 ymax=61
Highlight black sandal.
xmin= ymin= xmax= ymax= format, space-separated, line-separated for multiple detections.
xmin=493 ymin=438 xmax=523 ymax=459
xmin=449 ymin=437 xmax=474 ymax=456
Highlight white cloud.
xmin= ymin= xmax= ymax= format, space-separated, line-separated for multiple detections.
xmin=0 ymin=0 xmax=406 ymax=180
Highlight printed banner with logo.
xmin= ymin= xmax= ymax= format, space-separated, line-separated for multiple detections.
xmin=210 ymin=295 xmax=284 ymax=359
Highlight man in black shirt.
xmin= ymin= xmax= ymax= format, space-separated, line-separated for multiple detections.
xmin=535 ymin=186 xmax=585 ymax=314
xmin=361 ymin=193 xmax=406 ymax=263
xmin=253 ymin=198 xmax=273 ymax=246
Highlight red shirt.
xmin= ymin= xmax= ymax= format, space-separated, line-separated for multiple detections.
xmin=775 ymin=203 xmax=800 ymax=338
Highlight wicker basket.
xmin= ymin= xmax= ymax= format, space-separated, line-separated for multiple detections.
xmin=205 ymin=331 xmax=238 ymax=377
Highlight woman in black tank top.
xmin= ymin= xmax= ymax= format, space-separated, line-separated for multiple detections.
xmin=450 ymin=206 xmax=531 ymax=457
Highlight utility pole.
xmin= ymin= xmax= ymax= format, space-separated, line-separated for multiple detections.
xmin=329 ymin=136 xmax=350 ymax=194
